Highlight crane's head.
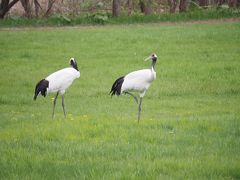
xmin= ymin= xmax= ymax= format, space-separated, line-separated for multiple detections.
xmin=69 ymin=57 xmax=79 ymax=71
xmin=144 ymin=53 xmax=158 ymax=62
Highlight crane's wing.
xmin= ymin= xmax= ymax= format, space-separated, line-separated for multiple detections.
xmin=46 ymin=68 xmax=80 ymax=93
xmin=121 ymin=69 xmax=153 ymax=93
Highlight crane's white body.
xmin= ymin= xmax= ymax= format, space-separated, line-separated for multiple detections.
xmin=121 ymin=67 xmax=156 ymax=97
xmin=34 ymin=58 xmax=80 ymax=118
xmin=110 ymin=53 xmax=158 ymax=123
xmin=46 ymin=67 xmax=80 ymax=95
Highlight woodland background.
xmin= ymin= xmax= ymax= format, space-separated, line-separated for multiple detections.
xmin=1 ymin=0 xmax=240 ymax=19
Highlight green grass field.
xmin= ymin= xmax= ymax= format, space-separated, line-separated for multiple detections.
xmin=0 ymin=21 xmax=240 ymax=179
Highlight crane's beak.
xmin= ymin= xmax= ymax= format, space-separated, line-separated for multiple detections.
xmin=144 ymin=56 xmax=151 ymax=61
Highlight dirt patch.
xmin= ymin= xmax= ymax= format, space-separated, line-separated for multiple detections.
xmin=0 ymin=17 xmax=239 ymax=32
xmin=171 ymin=17 xmax=240 ymax=25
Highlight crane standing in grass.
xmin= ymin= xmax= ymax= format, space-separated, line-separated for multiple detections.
xmin=110 ymin=53 xmax=158 ymax=123
xmin=33 ymin=58 xmax=80 ymax=118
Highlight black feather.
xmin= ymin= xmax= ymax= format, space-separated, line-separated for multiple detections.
xmin=33 ymin=79 xmax=49 ymax=100
xmin=110 ymin=76 xmax=124 ymax=96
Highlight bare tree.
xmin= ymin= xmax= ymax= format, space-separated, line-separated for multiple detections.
xmin=168 ymin=0 xmax=177 ymax=13
xmin=20 ymin=0 xmax=32 ymax=17
xmin=139 ymin=0 xmax=153 ymax=15
xmin=112 ymin=0 xmax=120 ymax=16
xmin=199 ymin=0 xmax=208 ymax=7
xmin=0 ymin=0 xmax=19 ymax=18
xmin=34 ymin=0 xmax=41 ymax=17
xmin=179 ymin=0 xmax=188 ymax=12
xmin=215 ymin=0 xmax=225 ymax=6
xmin=44 ymin=0 xmax=55 ymax=17
xmin=125 ymin=0 xmax=133 ymax=15
xmin=228 ymin=0 xmax=237 ymax=7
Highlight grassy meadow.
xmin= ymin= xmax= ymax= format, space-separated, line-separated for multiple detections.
xmin=0 ymin=21 xmax=240 ymax=179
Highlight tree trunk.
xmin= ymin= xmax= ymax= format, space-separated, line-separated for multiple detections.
xmin=0 ymin=0 xmax=19 ymax=18
xmin=199 ymin=0 xmax=208 ymax=7
xmin=139 ymin=0 xmax=146 ymax=13
xmin=228 ymin=0 xmax=237 ymax=7
xmin=112 ymin=0 xmax=120 ymax=17
xmin=216 ymin=0 xmax=225 ymax=7
xmin=126 ymin=0 xmax=133 ymax=16
xmin=139 ymin=0 xmax=153 ymax=15
xmin=20 ymin=0 xmax=32 ymax=18
xmin=44 ymin=0 xmax=55 ymax=17
xmin=168 ymin=0 xmax=177 ymax=13
xmin=179 ymin=0 xmax=188 ymax=12
xmin=34 ymin=0 xmax=41 ymax=17
xmin=145 ymin=0 xmax=153 ymax=14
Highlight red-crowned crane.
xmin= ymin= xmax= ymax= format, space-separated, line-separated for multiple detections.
xmin=33 ymin=58 xmax=80 ymax=118
xmin=110 ymin=53 xmax=157 ymax=123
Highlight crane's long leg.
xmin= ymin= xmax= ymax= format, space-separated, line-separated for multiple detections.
xmin=62 ymin=94 xmax=66 ymax=118
xmin=52 ymin=92 xmax=59 ymax=119
xmin=125 ymin=92 xmax=138 ymax=104
xmin=138 ymin=97 xmax=143 ymax=124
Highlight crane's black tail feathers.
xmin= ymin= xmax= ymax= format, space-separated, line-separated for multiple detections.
xmin=110 ymin=76 xmax=124 ymax=96
xmin=33 ymin=79 xmax=49 ymax=100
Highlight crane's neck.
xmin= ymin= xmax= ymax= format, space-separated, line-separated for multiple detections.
xmin=70 ymin=60 xmax=79 ymax=71
xmin=151 ymin=60 xmax=156 ymax=72
xmin=71 ymin=64 xmax=79 ymax=71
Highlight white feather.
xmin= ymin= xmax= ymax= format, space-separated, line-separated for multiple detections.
xmin=46 ymin=67 xmax=80 ymax=94
xmin=121 ymin=68 xmax=156 ymax=96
